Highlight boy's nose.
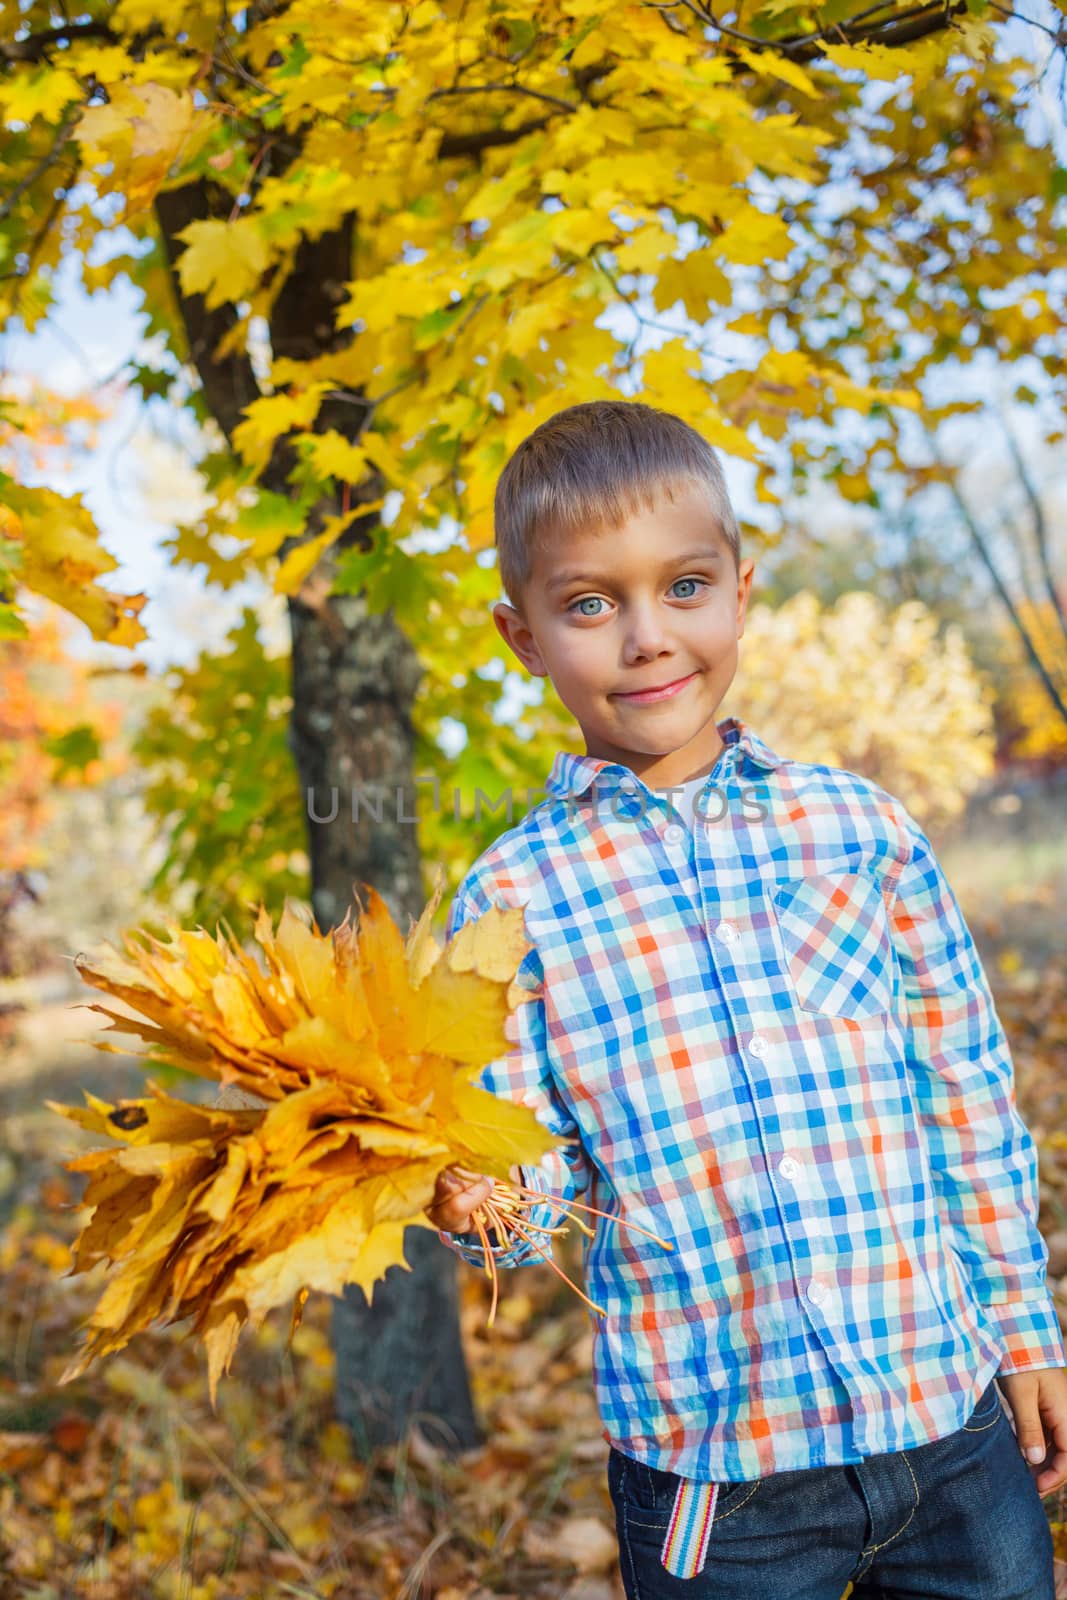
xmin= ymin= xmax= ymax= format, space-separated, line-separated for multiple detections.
xmin=621 ymin=619 xmax=673 ymax=661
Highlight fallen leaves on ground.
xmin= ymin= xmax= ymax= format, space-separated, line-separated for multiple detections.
xmin=0 ymin=957 xmax=1065 ymax=1595
xmin=0 ymin=1128 xmax=622 ymax=1598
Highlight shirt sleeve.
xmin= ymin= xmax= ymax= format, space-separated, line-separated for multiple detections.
xmin=436 ymin=877 xmax=593 ymax=1271
xmin=886 ymin=804 xmax=1065 ymax=1375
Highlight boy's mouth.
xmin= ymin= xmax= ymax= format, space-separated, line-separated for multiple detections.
xmin=612 ymin=671 xmax=697 ymax=704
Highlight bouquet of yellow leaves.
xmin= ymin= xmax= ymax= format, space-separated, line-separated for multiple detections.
xmin=49 ymin=873 xmax=598 ymax=1405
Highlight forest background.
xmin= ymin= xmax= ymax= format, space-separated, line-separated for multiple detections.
xmin=2 ymin=1 xmax=1067 ymax=1595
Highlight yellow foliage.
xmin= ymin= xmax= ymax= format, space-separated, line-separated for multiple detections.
xmin=76 ymin=84 xmax=214 ymax=218
xmin=2 ymin=484 xmax=148 ymax=647
xmin=0 ymin=0 xmax=1058 ymax=699
xmin=271 ymin=502 xmax=384 ymax=596
xmin=174 ymin=217 xmax=273 ymax=312
xmin=991 ymin=600 xmax=1067 ymax=765
xmin=44 ymin=0 xmax=931 ymax=597
xmin=49 ymin=874 xmax=563 ymax=1404
xmin=0 ymin=65 xmax=81 ymax=126
xmin=733 ymin=590 xmax=996 ymax=828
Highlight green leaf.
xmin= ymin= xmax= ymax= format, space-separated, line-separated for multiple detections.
xmin=42 ymin=724 xmax=102 ymax=776
xmin=132 ymin=608 xmax=306 ymax=934
xmin=333 ymin=537 xmax=445 ymax=625
xmin=413 ymin=302 xmax=465 ymax=348
xmin=0 ymin=533 xmax=24 ymax=586
xmin=276 ymin=35 xmax=311 ymax=78
xmin=0 ymin=600 xmax=28 ymax=639
xmin=129 ymin=364 xmax=174 ymax=402
xmin=503 ymin=16 xmax=538 ymax=52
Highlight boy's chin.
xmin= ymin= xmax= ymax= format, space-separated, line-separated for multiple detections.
xmin=581 ymin=724 xmax=710 ymax=762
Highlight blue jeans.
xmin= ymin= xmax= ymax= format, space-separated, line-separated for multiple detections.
xmin=607 ymin=1380 xmax=1055 ymax=1599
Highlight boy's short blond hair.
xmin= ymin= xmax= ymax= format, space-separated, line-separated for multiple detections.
xmin=493 ymin=399 xmax=741 ymax=614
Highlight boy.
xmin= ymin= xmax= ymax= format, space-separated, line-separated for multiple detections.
xmin=426 ymin=399 xmax=1067 ymax=1598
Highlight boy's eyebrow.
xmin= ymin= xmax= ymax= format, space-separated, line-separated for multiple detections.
xmin=545 ymin=546 xmax=725 ymax=593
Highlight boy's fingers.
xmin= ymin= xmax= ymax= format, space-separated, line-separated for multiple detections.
xmin=442 ymin=1171 xmax=491 ymax=1198
xmin=1033 ymin=1410 xmax=1067 ymax=1496
xmin=429 ymin=1172 xmax=493 ymax=1227
xmin=441 ymin=1166 xmax=491 ymax=1192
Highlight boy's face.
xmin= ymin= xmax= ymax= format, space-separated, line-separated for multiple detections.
xmin=491 ymin=479 xmax=755 ymax=790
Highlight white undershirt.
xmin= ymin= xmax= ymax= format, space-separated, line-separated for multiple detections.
xmin=652 ymin=768 xmax=716 ymax=831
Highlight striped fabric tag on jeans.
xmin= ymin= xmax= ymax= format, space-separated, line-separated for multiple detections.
xmin=661 ymin=1476 xmax=719 ymax=1577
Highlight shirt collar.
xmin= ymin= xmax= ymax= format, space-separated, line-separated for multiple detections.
xmin=545 ymin=716 xmax=786 ymax=801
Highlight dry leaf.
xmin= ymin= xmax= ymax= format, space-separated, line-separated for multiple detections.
xmin=49 ymin=879 xmax=564 ymax=1404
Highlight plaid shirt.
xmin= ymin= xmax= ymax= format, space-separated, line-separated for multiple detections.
xmin=439 ymin=716 xmax=1065 ymax=1483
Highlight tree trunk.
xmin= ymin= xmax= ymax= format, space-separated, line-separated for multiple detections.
xmin=286 ymin=578 xmax=484 ymax=1457
xmin=153 ymin=182 xmax=484 ymax=1457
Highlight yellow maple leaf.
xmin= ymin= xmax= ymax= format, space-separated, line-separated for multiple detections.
xmin=716 ymin=209 xmax=794 ymax=267
xmin=175 ymin=216 xmax=272 ymax=313
xmin=732 ymin=45 xmax=818 ymax=98
xmin=271 ymin=503 xmax=384 ymax=596
xmin=305 ymin=430 xmax=370 ymax=483
xmin=51 ymin=881 xmax=566 ymax=1401
xmin=0 ymin=66 xmax=81 ymax=128
xmin=823 ymin=41 xmax=921 ymax=83
xmin=5 ymin=484 xmax=148 ymax=647
xmin=77 ymin=84 xmax=214 ymax=218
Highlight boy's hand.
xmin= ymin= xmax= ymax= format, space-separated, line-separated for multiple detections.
xmin=997 ymin=1367 xmax=1067 ymax=1497
xmin=426 ymin=1164 xmax=523 ymax=1234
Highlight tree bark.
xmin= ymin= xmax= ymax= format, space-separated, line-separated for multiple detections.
xmin=155 ymin=186 xmax=484 ymax=1456
xmin=286 ymin=575 xmax=485 ymax=1456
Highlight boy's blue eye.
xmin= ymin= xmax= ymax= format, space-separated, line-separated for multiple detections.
xmin=566 ymin=577 xmax=707 ymax=616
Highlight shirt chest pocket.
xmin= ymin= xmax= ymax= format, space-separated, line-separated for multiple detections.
xmin=770 ymin=868 xmax=895 ymax=1020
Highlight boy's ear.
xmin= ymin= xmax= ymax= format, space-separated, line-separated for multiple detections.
xmin=491 ymin=601 xmax=549 ymax=677
xmin=735 ymin=557 xmax=755 ymax=638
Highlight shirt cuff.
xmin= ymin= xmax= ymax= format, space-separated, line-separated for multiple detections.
xmin=987 ymin=1297 xmax=1067 ymax=1375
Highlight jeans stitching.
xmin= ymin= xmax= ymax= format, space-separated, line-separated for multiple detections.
xmin=962 ymin=1387 xmax=1002 ymax=1432
xmin=859 ymin=1449 xmax=921 ymax=1559
xmin=623 ymin=1479 xmax=763 ymax=1530
xmin=615 ymin=1457 xmax=643 ymax=1600
xmin=712 ymin=1480 xmax=762 ymax=1521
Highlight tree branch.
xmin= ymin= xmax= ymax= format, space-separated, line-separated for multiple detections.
xmin=426 ymin=81 xmax=578 ymax=115
xmin=0 ymin=111 xmax=79 ymax=224
xmin=437 ymin=114 xmax=554 ymax=160
xmin=0 ymin=0 xmax=1039 ymax=183
xmin=998 ymin=412 xmax=1067 ymax=656
xmin=933 ymin=443 xmax=1067 ymax=733
xmin=153 ymin=179 xmax=261 ymax=444
xmin=0 ymin=20 xmax=113 ymax=64
xmin=647 ymin=0 xmax=971 ymax=60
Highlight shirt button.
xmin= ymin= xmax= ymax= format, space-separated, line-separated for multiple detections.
xmin=619 ymin=777 xmax=637 ymax=794
xmin=660 ymin=822 xmax=686 ymax=846
xmin=715 ymin=921 xmax=738 ymax=945
xmin=748 ymin=1033 xmax=769 ymax=1058
xmin=807 ymin=1279 xmax=829 ymax=1305
xmin=778 ymin=1156 xmax=801 ymax=1181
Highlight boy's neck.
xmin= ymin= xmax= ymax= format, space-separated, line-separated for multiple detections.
xmin=580 ymin=733 xmax=727 ymax=791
